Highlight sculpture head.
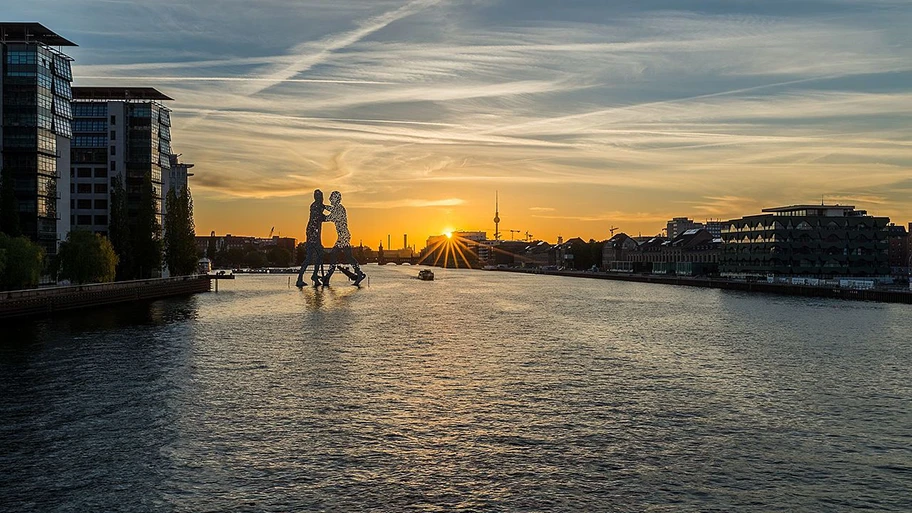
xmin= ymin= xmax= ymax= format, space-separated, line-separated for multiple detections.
xmin=330 ymin=191 xmax=342 ymax=205
xmin=313 ymin=189 xmax=323 ymax=201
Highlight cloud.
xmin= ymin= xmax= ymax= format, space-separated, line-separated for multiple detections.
xmin=244 ymin=0 xmax=443 ymax=96
xmin=16 ymin=0 xmax=908 ymax=240
xmin=358 ymin=198 xmax=466 ymax=209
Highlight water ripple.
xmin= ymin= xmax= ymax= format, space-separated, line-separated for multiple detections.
xmin=1 ymin=266 xmax=911 ymax=512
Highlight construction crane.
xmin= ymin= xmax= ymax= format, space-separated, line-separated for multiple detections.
xmin=267 ymin=226 xmax=275 ymax=239
xmin=525 ymin=231 xmax=534 ymax=242
xmin=609 ymin=226 xmax=619 ymax=236
xmin=509 ymin=229 xmax=521 ymax=240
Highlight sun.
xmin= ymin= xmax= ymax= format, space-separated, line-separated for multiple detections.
xmin=445 ymin=231 xmax=453 ymax=239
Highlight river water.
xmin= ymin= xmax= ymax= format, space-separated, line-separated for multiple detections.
xmin=1 ymin=265 xmax=910 ymax=512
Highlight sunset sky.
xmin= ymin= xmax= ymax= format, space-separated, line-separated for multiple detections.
xmin=8 ymin=0 xmax=912 ymax=248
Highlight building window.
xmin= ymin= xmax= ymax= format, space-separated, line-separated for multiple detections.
xmin=77 ymin=199 xmax=92 ymax=209
xmin=110 ymin=161 xmax=116 ymax=171
xmin=77 ymin=215 xmax=92 ymax=225
xmin=94 ymin=184 xmax=107 ymax=194
xmin=94 ymin=199 xmax=108 ymax=209
xmin=94 ymin=168 xmax=108 ymax=178
xmin=110 ymin=145 xmax=116 ymax=156
xmin=94 ymin=215 xmax=108 ymax=225
xmin=110 ymin=115 xmax=116 ymax=125
xmin=77 ymin=168 xmax=93 ymax=178
xmin=110 ymin=130 xmax=116 ymax=141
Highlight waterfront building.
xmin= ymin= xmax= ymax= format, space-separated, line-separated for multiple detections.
xmin=487 ymin=240 xmax=554 ymax=268
xmin=602 ymin=233 xmax=638 ymax=270
xmin=165 ymin=153 xmax=194 ymax=199
xmin=70 ymin=87 xmax=173 ymax=236
xmin=0 ymin=23 xmax=76 ymax=253
xmin=886 ymin=223 xmax=909 ymax=276
xmin=615 ymin=230 xmax=720 ymax=275
xmin=654 ymin=228 xmax=720 ymax=275
xmin=666 ymin=217 xmax=703 ymax=240
xmin=720 ymin=204 xmax=889 ymax=278
xmin=195 ymin=233 xmax=296 ymax=256
xmin=703 ymin=220 xmax=724 ymax=238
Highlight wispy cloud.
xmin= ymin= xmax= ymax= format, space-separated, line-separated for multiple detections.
xmin=15 ymin=0 xmax=908 ymax=241
xmin=244 ymin=0 xmax=442 ymax=96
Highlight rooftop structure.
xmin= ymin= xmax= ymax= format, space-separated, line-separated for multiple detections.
xmin=72 ymin=87 xmax=173 ymax=101
xmin=761 ymin=204 xmax=865 ymax=217
xmin=0 ymin=22 xmax=78 ymax=46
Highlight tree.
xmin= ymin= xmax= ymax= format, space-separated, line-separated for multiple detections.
xmin=0 ymin=234 xmax=44 ymax=290
xmin=57 ymin=230 xmax=118 ymax=284
xmin=132 ymin=175 xmax=163 ymax=279
xmin=226 ymin=248 xmax=246 ymax=267
xmin=267 ymin=246 xmax=292 ymax=267
xmin=0 ymin=169 xmax=21 ymax=237
xmin=244 ymin=250 xmax=267 ymax=268
xmin=109 ymin=176 xmax=133 ymax=280
xmin=294 ymin=242 xmax=307 ymax=265
xmin=163 ymin=186 xmax=198 ymax=276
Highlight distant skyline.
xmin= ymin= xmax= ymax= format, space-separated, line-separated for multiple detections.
xmin=6 ymin=0 xmax=912 ymax=246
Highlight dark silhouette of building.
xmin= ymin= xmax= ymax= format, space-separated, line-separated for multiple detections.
xmin=720 ymin=204 xmax=889 ymax=277
xmin=886 ymin=223 xmax=910 ymax=276
xmin=606 ymin=230 xmax=720 ymax=275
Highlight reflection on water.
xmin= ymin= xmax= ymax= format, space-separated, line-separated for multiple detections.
xmin=1 ymin=265 xmax=911 ymax=512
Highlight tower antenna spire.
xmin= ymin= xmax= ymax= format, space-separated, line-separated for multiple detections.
xmin=493 ymin=191 xmax=501 ymax=241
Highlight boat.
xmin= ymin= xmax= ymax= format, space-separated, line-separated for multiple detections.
xmin=418 ymin=269 xmax=435 ymax=281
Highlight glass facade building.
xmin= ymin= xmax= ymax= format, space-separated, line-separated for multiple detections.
xmin=0 ymin=23 xmax=76 ymax=253
xmin=70 ymin=87 xmax=173 ymax=236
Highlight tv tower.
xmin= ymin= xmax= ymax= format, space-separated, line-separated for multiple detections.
xmin=493 ymin=191 xmax=501 ymax=241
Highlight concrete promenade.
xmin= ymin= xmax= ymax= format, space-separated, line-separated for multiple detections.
xmin=0 ymin=275 xmax=212 ymax=320
xmin=491 ymin=268 xmax=912 ymax=305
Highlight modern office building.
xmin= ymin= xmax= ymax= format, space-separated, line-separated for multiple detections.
xmin=0 ymin=23 xmax=76 ymax=253
xmin=165 ymin=153 xmax=193 ymax=198
xmin=70 ymin=87 xmax=173 ymax=236
xmin=666 ymin=217 xmax=703 ymax=240
xmin=720 ymin=204 xmax=890 ymax=277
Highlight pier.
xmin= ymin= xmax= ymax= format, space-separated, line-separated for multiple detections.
xmin=0 ymin=275 xmax=212 ymax=320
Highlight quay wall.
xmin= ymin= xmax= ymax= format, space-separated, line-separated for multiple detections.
xmin=0 ymin=275 xmax=212 ymax=320
xmin=493 ymin=269 xmax=912 ymax=305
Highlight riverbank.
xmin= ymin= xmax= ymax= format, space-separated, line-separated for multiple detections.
xmin=0 ymin=275 xmax=212 ymax=320
xmin=489 ymin=268 xmax=912 ymax=304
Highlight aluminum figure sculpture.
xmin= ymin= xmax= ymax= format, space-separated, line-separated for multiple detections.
xmin=295 ymin=189 xmax=367 ymax=288
xmin=295 ymin=189 xmax=328 ymax=287
xmin=323 ymin=191 xmax=366 ymax=286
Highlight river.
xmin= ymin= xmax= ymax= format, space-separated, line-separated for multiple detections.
xmin=1 ymin=265 xmax=910 ymax=512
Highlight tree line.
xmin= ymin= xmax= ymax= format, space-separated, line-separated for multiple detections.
xmin=0 ymin=170 xmax=198 ymax=291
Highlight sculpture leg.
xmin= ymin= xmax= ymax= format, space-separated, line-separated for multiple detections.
xmin=311 ymin=244 xmax=323 ymax=286
xmin=295 ymin=254 xmax=310 ymax=287
xmin=324 ymin=247 xmax=343 ymax=286
xmin=343 ymin=246 xmax=363 ymax=276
